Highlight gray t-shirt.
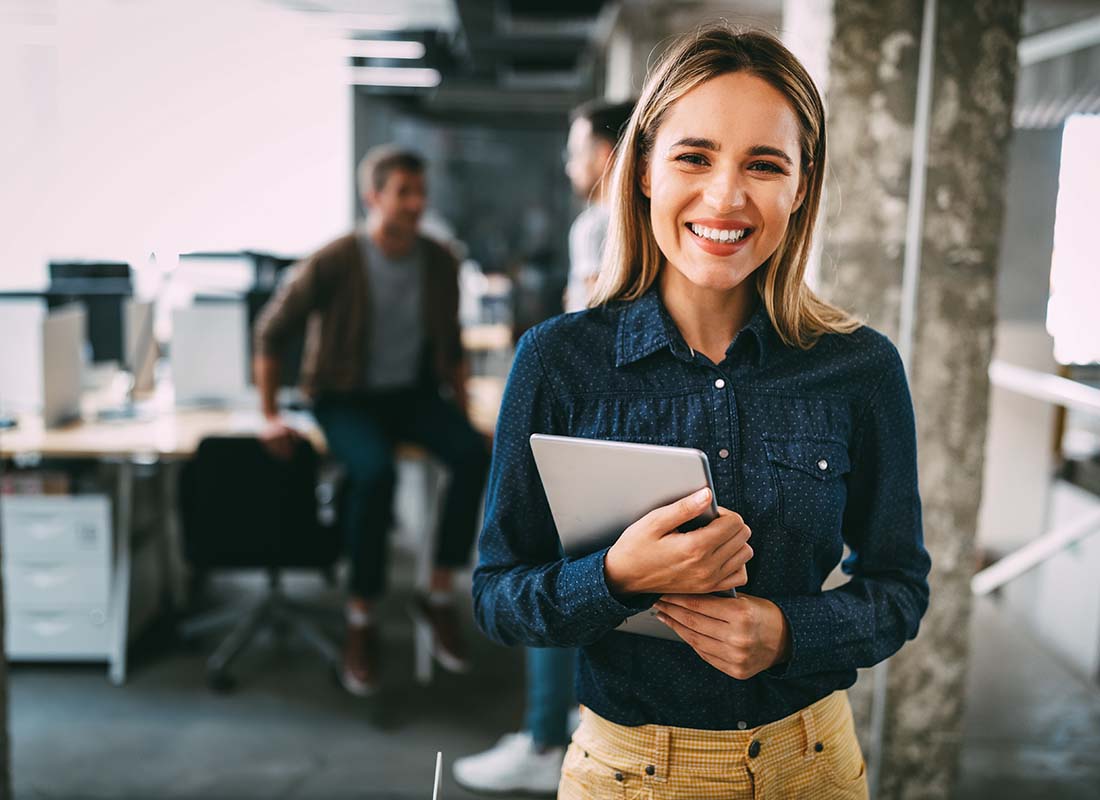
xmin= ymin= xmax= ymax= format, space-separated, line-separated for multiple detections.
xmin=564 ymin=203 xmax=609 ymax=313
xmin=359 ymin=233 xmax=424 ymax=390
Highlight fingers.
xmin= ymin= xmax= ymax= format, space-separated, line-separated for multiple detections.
xmin=672 ymin=512 xmax=751 ymax=591
xmin=654 ymin=599 xmax=726 ymax=639
xmin=653 ymin=605 xmax=721 ymax=647
xmin=715 ymin=545 xmax=753 ymax=589
xmin=642 ymin=487 xmax=713 ymax=535
xmin=707 ymin=519 xmax=751 ymax=561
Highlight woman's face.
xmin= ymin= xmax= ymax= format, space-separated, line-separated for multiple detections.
xmin=641 ymin=71 xmax=808 ymax=294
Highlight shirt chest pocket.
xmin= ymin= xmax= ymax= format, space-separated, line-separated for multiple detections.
xmin=763 ymin=437 xmax=851 ymax=538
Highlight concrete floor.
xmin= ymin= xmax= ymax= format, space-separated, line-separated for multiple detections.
xmin=9 ymin=562 xmax=1100 ymax=799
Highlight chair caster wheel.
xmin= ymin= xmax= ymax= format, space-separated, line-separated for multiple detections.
xmin=207 ymin=669 xmax=236 ymax=693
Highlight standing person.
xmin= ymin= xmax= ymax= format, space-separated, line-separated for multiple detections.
xmin=254 ymin=145 xmax=490 ymax=697
xmin=453 ymin=98 xmax=634 ymax=797
xmin=562 ymin=99 xmax=636 ymax=313
xmin=473 ymin=25 xmax=930 ymax=800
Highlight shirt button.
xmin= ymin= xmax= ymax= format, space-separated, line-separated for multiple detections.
xmin=645 ymin=765 xmax=655 ymax=776
xmin=719 ymin=448 xmax=730 ymax=459
xmin=817 ymin=458 xmax=828 ymax=471
xmin=714 ymin=378 xmax=725 ymax=389
xmin=615 ymin=772 xmax=624 ymax=782
xmin=737 ymin=720 xmax=748 ymax=730
xmin=748 ymin=740 xmax=761 ymax=758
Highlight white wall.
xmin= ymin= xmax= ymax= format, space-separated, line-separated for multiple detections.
xmin=0 ymin=0 xmax=353 ymax=288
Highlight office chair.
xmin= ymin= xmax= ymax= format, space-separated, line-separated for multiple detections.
xmin=178 ymin=436 xmax=342 ymax=691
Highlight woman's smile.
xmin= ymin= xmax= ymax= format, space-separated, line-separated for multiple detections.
xmin=684 ymin=219 xmax=756 ymax=256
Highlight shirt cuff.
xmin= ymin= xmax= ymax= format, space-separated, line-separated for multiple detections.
xmin=558 ymin=548 xmax=657 ymax=630
xmin=764 ymin=594 xmax=831 ymax=680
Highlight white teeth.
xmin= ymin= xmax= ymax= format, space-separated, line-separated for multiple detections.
xmin=690 ymin=223 xmax=746 ymax=243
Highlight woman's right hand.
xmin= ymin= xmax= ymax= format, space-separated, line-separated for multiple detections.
xmin=603 ymin=488 xmax=753 ymax=596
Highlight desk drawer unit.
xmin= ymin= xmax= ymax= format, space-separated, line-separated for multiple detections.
xmin=3 ymin=561 xmax=110 ymax=606
xmin=1 ymin=495 xmax=111 ymax=563
xmin=5 ymin=605 xmax=110 ymax=658
xmin=2 ymin=494 xmax=112 ymax=659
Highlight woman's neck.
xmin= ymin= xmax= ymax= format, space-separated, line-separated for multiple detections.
xmin=658 ymin=267 xmax=756 ymax=365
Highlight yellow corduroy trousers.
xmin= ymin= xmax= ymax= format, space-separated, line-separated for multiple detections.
xmin=558 ymin=691 xmax=868 ymax=800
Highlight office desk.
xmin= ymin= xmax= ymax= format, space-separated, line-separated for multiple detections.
xmin=0 ymin=377 xmax=504 ymax=685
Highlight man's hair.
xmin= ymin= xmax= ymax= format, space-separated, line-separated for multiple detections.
xmin=357 ymin=144 xmax=426 ymax=194
xmin=570 ymin=99 xmax=636 ymax=147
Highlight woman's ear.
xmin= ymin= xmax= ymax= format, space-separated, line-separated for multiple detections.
xmin=791 ymin=161 xmax=811 ymax=213
xmin=638 ymin=157 xmax=651 ymax=198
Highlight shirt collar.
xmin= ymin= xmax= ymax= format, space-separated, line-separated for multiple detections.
xmin=614 ymin=285 xmax=777 ymax=369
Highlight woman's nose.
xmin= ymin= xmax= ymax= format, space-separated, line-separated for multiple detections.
xmin=703 ymin=172 xmax=747 ymax=213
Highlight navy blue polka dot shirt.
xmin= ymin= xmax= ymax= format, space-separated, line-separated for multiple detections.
xmin=473 ymin=285 xmax=931 ymax=730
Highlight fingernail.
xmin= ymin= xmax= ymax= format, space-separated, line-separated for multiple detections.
xmin=692 ymin=488 xmax=711 ymax=505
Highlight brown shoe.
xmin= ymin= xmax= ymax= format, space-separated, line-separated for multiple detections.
xmin=341 ymin=622 xmax=381 ymax=697
xmin=410 ymin=596 xmax=470 ymax=674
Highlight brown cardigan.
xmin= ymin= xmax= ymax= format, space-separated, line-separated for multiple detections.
xmin=253 ymin=232 xmax=464 ymax=398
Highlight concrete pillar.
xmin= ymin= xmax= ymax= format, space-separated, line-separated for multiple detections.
xmin=787 ymin=1 xmax=1023 ymax=797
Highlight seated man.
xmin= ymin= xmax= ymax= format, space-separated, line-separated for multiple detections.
xmin=254 ymin=145 xmax=490 ymax=696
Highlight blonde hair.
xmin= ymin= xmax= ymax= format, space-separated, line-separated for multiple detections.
xmin=590 ymin=23 xmax=859 ymax=348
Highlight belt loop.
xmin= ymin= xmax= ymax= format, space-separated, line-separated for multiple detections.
xmin=652 ymin=727 xmax=671 ymax=781
xmin=800 ymin=707 xmax=817 ymax=761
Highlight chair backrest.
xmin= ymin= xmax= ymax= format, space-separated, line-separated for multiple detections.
xmin=179 ymin=436 xmax=340 ymax=569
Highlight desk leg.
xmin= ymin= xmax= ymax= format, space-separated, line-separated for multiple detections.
xmin=108 ymin=460 xmax=133 ymax=686
xmin=414 ymin=459 xmax=447 ymax=686
xmin=160 ymin=461 xmax=187 ymax=611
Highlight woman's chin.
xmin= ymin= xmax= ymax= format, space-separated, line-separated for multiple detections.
xmin=676 ymin=264 xmax=754 ymax=294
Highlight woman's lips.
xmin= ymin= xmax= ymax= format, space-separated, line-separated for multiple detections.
xmin=685 ymin=222 xmax=754 ymax=256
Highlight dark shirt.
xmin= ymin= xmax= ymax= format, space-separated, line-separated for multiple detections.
xmin=472 ymin=286 xmax=931 ymax=730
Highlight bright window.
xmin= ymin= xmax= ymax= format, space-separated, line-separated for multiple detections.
xmin=1047 ymin=114 xmax=1100 ymax=365
xmin=0 ymin=0 xmax=353 ymax=287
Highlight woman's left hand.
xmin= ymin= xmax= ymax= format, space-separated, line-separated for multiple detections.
xmin=654 ymin=594 xmax=791 ymax=680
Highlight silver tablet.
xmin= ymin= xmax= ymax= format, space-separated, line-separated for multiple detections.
xmin=529 ymin=434 xmax=726 ymax=641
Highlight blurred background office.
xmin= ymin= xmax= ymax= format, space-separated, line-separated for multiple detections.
xmin=0 ymin=0 xmax=1098 ymax=799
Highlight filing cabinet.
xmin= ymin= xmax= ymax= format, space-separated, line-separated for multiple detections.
xmin=1 ymin=495 xmax=112 ymax=658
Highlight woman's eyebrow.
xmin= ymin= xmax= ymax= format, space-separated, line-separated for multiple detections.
xmin=669 ymin=136 xmax=720 ymax=151
xmin=747 ymin=144 xmax=794 ymax=166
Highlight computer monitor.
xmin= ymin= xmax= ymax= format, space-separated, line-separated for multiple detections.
xmin=42 ymin=304 xmax=85 ymax=427
xmin=171 ymin=299 xmax=249 ymax=406
xmin=46 ymin=261 xmax=133 ymax=364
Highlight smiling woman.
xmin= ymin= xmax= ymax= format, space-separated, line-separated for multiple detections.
xmin=473 ymin=23 xmax=931 ymax=800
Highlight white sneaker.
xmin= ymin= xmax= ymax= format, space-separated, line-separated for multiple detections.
xmin=452 ymin=731 xmax=565 ymax=796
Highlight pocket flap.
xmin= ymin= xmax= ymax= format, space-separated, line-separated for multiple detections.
xmin=764 ymin=437 xmax=851 ymax=480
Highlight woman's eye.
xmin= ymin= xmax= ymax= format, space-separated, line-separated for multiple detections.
xmin=749 ymin=161 xmax=786 ymax=174
xmin=676 ymin=153 xmax=709 ymax=166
